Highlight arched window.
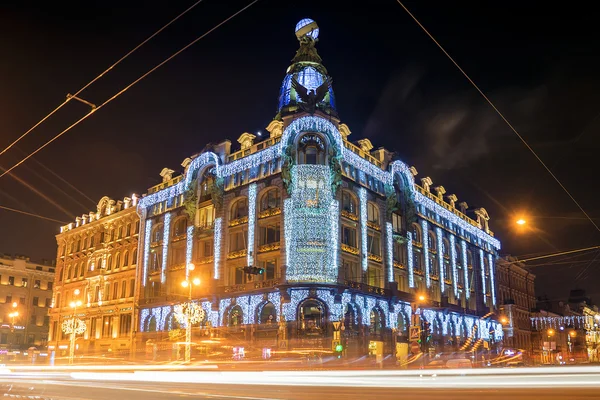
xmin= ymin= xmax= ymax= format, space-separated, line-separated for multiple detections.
xmin=198 ymin=205 xmax=215 ymax=228
xmin=107 ymin=255 xmax=113 ymax=272
xmin=230 ymin=198 xmax=248 ymax=220
xmin=117 ymin=225 xmax=123 ymax=239
xmin=397 ymin=313 xmax=407 ymax=334
xmin=58 ymin=267 xmax=64 ymax=282
xmin=298 ymin=134 xmax=326 ymax=165
xmin=151 ymin=251 xmax=161 ymax=272
xmin=123 ymin=251 xmax=129 ymax=267
xmin=260 ymin=188 xmax=280 ymax=212
xmin=370 ymin=308 xmax=383 ymax=335
xmin=146 ymin=316 xmax=157 ymax=332
xmin=114 ymin=253 xmax=121 ymax=269
xmin=229 ymin=305 xmax=243 ymax=327
xmin=367 ymin=202 xmax=379 ymax=225
xmin=66 ymin=265 xmax=71 ymax=280
xmin=442 ymin=239 xmax=450 ymax=258
xmin=299 ymin=299 xmax=325 ymax=335
xmin=173 ymin=218 xmax=187 ymax=237
xmin=152 ymin=224 xmax=163 ymax=242
xmin=55 ymin=293 xmax=61 ymax=309
xmin=430 ymin=253 xmax=438 ymax=276
xmin=82 ymin=237 xmax=88 ymax=249
xmin=80 ymin=263 xmax=85 ymax=277
xmin=260 ymin=303 xmax=276 ymax=325
xmin=132 ymin=249 xmax=138 ymax=265
xmin=341 ymin=191 xmax=357 ymax=215
xmin=412 ymin=224 xmax=421 ymax=243
xmin=428 ymin=232 xmax=436 ymax=251
xmin=89 ymin=235 xmax=95 ymax=247
xmin=75 ymin=240 xmax=81 ymax=253
xmin=73 ymin=263 xmax=79 ymax=279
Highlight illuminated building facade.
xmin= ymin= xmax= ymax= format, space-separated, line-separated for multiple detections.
xmin=134 ymin=19 xmax=502 ymax=359
xmin=0 ymin=254 xmax=54 ymax=350
xmin=48 ymin=195 xmax=139 ymax=358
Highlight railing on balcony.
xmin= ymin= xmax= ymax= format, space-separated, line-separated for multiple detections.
xmin=147 ymin=175 xmax=183 ymax=194
xmin=393 ymin=260 xmax=406 ymax=269
xmin=366 ymin=221 xmax=381 ymax=231
xmin=227 ymin=137 xmax=282 ymax=163
xmin=221 ymin=278 xmax=280 ymax=294
xmin=342 ymin=279 xmax=389 ymax=296
xmin=227 ymin=249 xmax=247 ymax=260
xmin=367 ymin=253 xmax=382 ymax=263
xmin=258 ymin=207 xmax=282 ymax=219
xmin=340 ymin=209 xmax=358 ymax=221
xmin=343 ymin=140 xmax=383 ymax=168
xmin=257 ymin=242 xmax=281 ymax=253
xmin=229 ymin=216 xmax=248 ymax=227
xmin=196 ymin=256 xmax=214 ymax=265
xmin=341 ymin=243 xmax=359 ymax=255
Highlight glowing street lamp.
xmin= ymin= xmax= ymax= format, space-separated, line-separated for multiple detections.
xmin=516 ymin=219 xmax=526 ymax=226
xmin=176 ymin=264 xmax=203 ymax=363
xmin=62 ymin=288 xmax=86 ymax=365
xmin=500 ymin=316 xmax=509 ymax=325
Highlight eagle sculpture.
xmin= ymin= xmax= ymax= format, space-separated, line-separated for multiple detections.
xmin=291 ymin=76 xmax=332 ymax=114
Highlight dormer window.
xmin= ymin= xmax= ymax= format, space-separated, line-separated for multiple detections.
xmin=298 ymin=134 xmax=326 ymax=165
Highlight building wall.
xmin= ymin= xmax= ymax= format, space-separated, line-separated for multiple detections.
xmin=48 ymin=196 xmax=139 ymax=357
xmin=0 ymin=254 xmax=55 ymax=349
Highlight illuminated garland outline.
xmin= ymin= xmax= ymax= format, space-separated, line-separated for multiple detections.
xmin=407 ymin=231 xmax=414 ymax=288
xmin=247 ymin=183 xmax=257 ymax=267
xmin=282 ymin=289 xmax=309 ymax=321
xmin=359 ymin=187 xmax=368 ymax=272
xmin=213 ymin=217 xmax=222 ymax=279
xmin=450 ymin=234 xmax=458 ymax=297
xmin=142 ymin=219 xmax=152 ymax=286
xmin=161 ymin=213 xmax=171 ymax=284
xmin=185 ymin=225 xmax=194 ymax=279
xmin=386 ymin=222 xmax=394 ymax=282
xmin=461 ymin=239 xmax=470 ymax=299
xmin=488 ymin=253 xmax=496 ymax=306
xmin=218 ymin=298 xmax=232 ymax=326
xmin=436 ymin=226 xmax=444 ymax=292
xmin=422 ymin=219 xmax=430 ymax=288
xmin=479 ymin=249 xmax=486 ymax=296
xmin=329 ymin=200 xmax=339 ymax=275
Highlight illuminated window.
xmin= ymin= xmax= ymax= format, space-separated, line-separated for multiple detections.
xmin=367 ymin=203 xmax=379 ymax=225
xmin=152 ymin=225 xmax=163 ymax=242
xmin=230 ymin=198 xmax=248 ymax=220
xmin=367 ymin=232 xmax=381 ymax=256
xmin=412 ymin=224 xmax=421 ymax=243
xmin=342 ymin=191 xmax=357 ymax=214
xmin=370 ymin=309 xmax=383 ymax=335
xmin=259 ymin=223 xmax=280 ymax=245
xmin=392 ymin=213 xmax=402 ymax=233
xmin=260 ymin=303 xmax=276 ymax=324
xmin=229 ymin=305 xmax=243 ymax=327
xmin=173 ymin=218 xmax=187 ymax=237
xmin=123 ymin=251 xmax=129 ymax=267
xmin=298 ymin=134 xmax=326 ymax=165
xmin=229 ymin=230 xmax=247 ymax=252
xmin=342 ymin=226 xmax=357 ymax=248
xmin=299 ymin=300 xmax=325 ymax=336
xmin=198 ymin=205 xmax=215 ymax=228
xmin=261 ymin=259 xmax=277 ymax=280
xmin=260 ymin=188 xmax=280 ymax=211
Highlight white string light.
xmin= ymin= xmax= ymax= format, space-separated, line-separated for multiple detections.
xmin=186 ymin=225 xmax=194 ymax=279
xmin=142 ymin=219 xmax=152 ymax=286
xmin=422 ymin=219 xmax=430 ymax=288
xmin=479 ymin=248 xmax=486 ymax=296
xmin=450 ymin=234 xmax=458 ymax=298
xmin=386 ymin=222 xmax=393 ymax=282
xmin=407 ymin=231 xmax=414 ymax=288
xmin=161 ymin=213 xmax=171 ymax=284
xmin=247 ymin=183 xmax=257 ymax=267
xmin=461 ymin=239 xmax=470 ymax=299
xmin=488 ymin=253 xmax=496 ymax=306
xmin=359 ymin=188 xmax=368 ymax=272
xmin=436 ymin=226 xmax=444 ymax=292
xmin=213 ymin=217 xmax=222 ymax=279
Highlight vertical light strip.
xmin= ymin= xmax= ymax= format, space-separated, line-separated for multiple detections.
xmin=359 ymin=188 xmax=368 ymax=272
xmin=461 ymin=239 xmax=469 ymax=299
xmin=161 ymin=213 xmax=171 ymax=284
xmin=142 ymin=219 xmax=152 ymax=287
xmin=247 ymin=183 xmax=257 ymax=267
xmin=436 ymin=226 xmax=444 ymax=292
xmin=213 ymin=217 xmax=222 ymax=280
xmin=407 ymin=231 xmax=414 ymax=288
xmin=421 ymin=219 xmax=430 ymax=288
xmin=386 ymin=222 xmax=394 ymax=282
xmin=283 ymin=198 xmax=292 ymax=276
xmin=450 ymin=234 xmax=458 ymax=297
xmin=479 ymin=248 xmax=486 ymax=296
xmin=330 ymin=200 xmax=340 ymax=276
xmin=488 ymin=253 xmax=496 ymax=306
xmin=185 ymin=225 xmax=194 ymax=279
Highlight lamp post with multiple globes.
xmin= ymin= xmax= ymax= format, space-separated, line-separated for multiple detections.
xmin=8 ymin=301 xmax=19 ymax=333
xmin=62 ymin=289 xmax=86 ymax=365
xmin=178 ymin=263 xmax=203 ymax=363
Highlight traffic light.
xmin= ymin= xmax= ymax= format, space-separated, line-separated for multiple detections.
xmin=335 ymin=344 xmax=343 ymax=352
xmin=242 ymin=266 xmax=264 ymax=275
xmin=421 ymin=320 xmax=432 ymax=351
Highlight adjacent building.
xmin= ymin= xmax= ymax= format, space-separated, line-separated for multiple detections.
xmin=496 ymin=256 xmax=536 ymax=357
xmin=133 ymin=19 xmax=503 ymax=361
xmin=0 ymin=254 xmax=54 ymax=350
xmin=48 ymin=195 xmax=139 ymax=358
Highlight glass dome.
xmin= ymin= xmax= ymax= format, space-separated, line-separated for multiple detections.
xmin=295 ymin=18 xmax=319 ymax=40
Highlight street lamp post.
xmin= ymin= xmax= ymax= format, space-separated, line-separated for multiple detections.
xmin=68 ymin=289 xmax=83 ymax=365
xmin=178 ymin=263 xmax=202 ymax=363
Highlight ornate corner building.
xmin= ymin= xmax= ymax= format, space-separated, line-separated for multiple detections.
xmin=48 ymin=195 xmax=140 ymax=357
xmin=134 ymin=19 xmax=503 ymax=359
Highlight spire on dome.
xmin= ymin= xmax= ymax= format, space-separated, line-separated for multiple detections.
xmin=275 ymin=19 xmax=337 ymax=120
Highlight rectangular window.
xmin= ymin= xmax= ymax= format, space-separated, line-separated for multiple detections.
xmin=343 ymin=259 xmax=360 ymax=281
xmin=263 ymin=260 xmax=276 ymax=279
xmin=367 ymin=233 xmax=381 ymax=256
xmin=94 ymin=286 xmax=100 ymax=303
xmin=45 ymin=298 xmax=51 ymax=308
xmin=342 ymin=226 xmax=357 ymax=248
xmin=34 ymin=280 xmax=41 ymax=289
xmin=90 ymin=318 xmax=97 ymax=339
xmin=32 ymin=297 xmax=39 ymax=307
xmin=30 ymin=315 xmax=36 ymax=325
xmin=8 ymin=276 xmax=14 ymax=286
xmin=27 ymin=334 xmax=35 ymax=344
xmin=130 ymin=279 xmax=135 ymax=298
xmin=392 ymin=213 xmax=402 ymax=233
xmin=198 ymin=205 xmax=215 ymax=228
xmin=119 ymin=314 xmax=132 ymax=336
xmin=172 ymin=246 xmax=185 ymax=265
xmin=229 ymin=230 xmax=247 ymax=252
xmin=113 ymin=283 xmax=119 ymax=300
xmin=102 ymin=316 xmax=112 ymax=338
xmin=203 ymin=241 xmax=213 ymax=258
xmin=47 ymin=282 xmax=53 ymax=291
xmin=5 ymin=295 xmax=11 ymax=304
xmin=21 ymin=278 xmax=28 ymax=287
xmin=0 ymin=334 xmax=7 ymax=344
xmin=20 ymin=297 xmax=26 ymax=305
xmin=121 ymin=281 xmax=126 ymax=298
xmin=259 ymin=223 xmax=280 ymax=245
xmin=235 ymin=268 xmax=245 ymax=285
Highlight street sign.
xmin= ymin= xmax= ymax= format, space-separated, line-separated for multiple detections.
xmin=278 ymin=340 xmax=288 ymax=349
xmin=410 ymin=341 xmax=420 ymax=354
xmin=332 ymin=321 xmax=341 ymax=331
xmin=410 ymin=326 xmax=421 ymax=341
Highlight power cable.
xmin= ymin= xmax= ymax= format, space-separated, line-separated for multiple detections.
xmin=515 ymin=245 xmax=600 ymax=263
xmin=395 ymin=0 xmax=600 ymax=235
xmin=0 ymin=204 xmax=68 ymax=224
xmin=0 ymin=0 xmax=259 ymax=180
xmin=0 ymin=0 xmax=206 ymax=157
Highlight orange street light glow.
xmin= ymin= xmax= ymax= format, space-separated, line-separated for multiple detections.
xmin=516 ymin=219 xmax=526 ymax=225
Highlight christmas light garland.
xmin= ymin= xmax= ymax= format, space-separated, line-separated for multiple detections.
xmin=161 ymin=213 xmax=171 ymax=284
xmin=479 ymin=249 xmax=486 ymax=296
xmin=213 ymin=217 xmax=222 ymax=279
xmin=247 ymin=184 xmax=257 ymax=267
xmin=422 ymin=219 xmax=431 ymax=288
xmin=359 ymin=188 xmax=368 ymax=272
xmin=461 ymin=239 xmax=470 ymax=299
xmin=186 ymin=225 xmax=194 ymax=279
xmin=436 ymin=227 xmax=444 ymax=292
xmin=488 ymin=253 xmax=496 ymax=306
xmin=142 ymin=219 xmax=152 ymax=286
xmin=407 ymin=231 xmax=415 ymax=288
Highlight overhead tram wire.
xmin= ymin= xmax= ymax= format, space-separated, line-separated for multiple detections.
xmin=0 ymin=0 xmax=260 ymax=181
xmin=0 ymin=205 xmax=69 ymax=224
xmin=395 ymin=0 xmax=600 ymax=235
xmin=0 ymin=0 xmax=206 ymax=157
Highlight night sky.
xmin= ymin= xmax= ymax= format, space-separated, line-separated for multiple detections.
xmin=1 ymin=1 xmax=599 ymax=302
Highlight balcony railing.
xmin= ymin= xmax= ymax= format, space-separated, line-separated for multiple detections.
xmin=340 ymin=209 xmax=358 ymax=221
xmin=227 ymin=249 xmax=247 ymax=260
xmin=258 ymin=207 xmax=281 ymax=219
xmin=343 ymin=140 xmax=383 ymax=168
xmin=258 ymin=242 xmax=281 ymax=253
xmin=393 ymin=260 xmax=406 ymax=269
xmin=368 ymin=253 xmax=382 ymax=263
xmin=343 ymin=279 xmax=389 ymax=296
xmin=341 ymin=243 xmax=359 ymax=255
xmin=197 ymin=256 xmax=214 ymax=265
xmin=221 ymin=278 xmax=280 ymax=294
xmin=227 ymin=136 xmax=281 ymax=163
xmin=229 ymin=216 xmax=248 ymax=227
xmin=366 ymin=221 xmax=381 ymax=231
